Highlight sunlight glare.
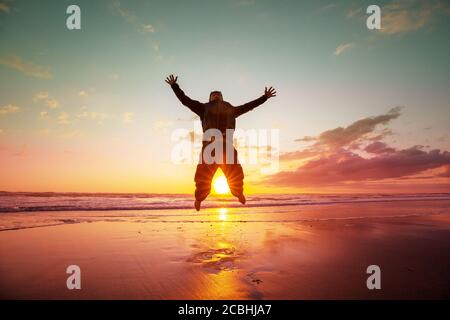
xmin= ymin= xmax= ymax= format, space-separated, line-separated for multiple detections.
xmin=213 ymin=176 xmax=230 ymax=194
xmin=219 ymin=208 xmax=228 ymax=221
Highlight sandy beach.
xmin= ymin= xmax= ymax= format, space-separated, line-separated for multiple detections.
xmin=1 ymin=199 xmax=450 ymax=299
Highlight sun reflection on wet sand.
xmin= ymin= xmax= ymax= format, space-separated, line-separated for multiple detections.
xmin=218 ymin=208 xmax=228 ymax=221
xmin=183 ymin=207 xmax=264 ymax=299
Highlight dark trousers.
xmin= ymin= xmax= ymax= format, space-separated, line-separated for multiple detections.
xmin=194 ymin=143 xmax=244 ymax=202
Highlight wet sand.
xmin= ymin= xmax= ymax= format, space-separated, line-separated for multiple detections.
xmin=1 ymin=201 xmax=449 ymax=299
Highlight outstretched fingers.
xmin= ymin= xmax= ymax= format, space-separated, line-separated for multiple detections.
xmin=165 ymin=74 xmax=178 ymax=85
xmin=265 ymin=86 xmax=277 ymax=98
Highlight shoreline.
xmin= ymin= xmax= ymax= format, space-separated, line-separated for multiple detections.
xmin=1 ymin=199 xmax=450 ymax=231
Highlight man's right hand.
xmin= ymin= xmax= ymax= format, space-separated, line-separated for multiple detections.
xmin=165 ymin=74 xmax=178 ymax=86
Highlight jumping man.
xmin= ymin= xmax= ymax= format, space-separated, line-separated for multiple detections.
xmin=166 ymin=75 xmax=276 ymax=211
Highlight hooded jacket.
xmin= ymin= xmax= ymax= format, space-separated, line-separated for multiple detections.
xmin=171 ymin=83 xmax=267 ymax=135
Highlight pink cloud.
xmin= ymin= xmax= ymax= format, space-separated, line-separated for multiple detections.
xmin=265 ymin=108 xmax=450 ymax=190
xmin=364 ymin=141 xmax=396 ymax=154
xmin=267 ymin=147 xmax=450 ymax=187
xmin=294 ymin=107 xmax=401 ymax=151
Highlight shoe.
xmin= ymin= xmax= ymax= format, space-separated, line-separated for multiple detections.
xmin=238 ymin=194 xmax=246 ymax=205
xmin=194 ymin=200 xmax=201 ymax=211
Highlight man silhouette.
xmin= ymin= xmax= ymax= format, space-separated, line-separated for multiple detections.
xmin=166 ymin=74 xmax=276 ymax=211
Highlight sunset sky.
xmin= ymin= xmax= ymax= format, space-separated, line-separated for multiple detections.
xmin=0 ymin=0 xmax=449 ymax=193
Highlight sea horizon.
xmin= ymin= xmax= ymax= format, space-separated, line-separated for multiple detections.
xmin=0 ymin=191 xmax=449 ymax=213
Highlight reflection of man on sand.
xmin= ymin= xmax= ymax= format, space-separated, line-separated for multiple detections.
xmin=166 ymin=74 xmax=276 ymax=211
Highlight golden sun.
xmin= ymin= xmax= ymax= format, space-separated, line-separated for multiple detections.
xmin=213 ymin=176 xmax=230 ymax=194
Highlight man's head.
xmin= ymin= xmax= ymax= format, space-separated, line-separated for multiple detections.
xmin=209 ymin=91 xmax=223 ymax=102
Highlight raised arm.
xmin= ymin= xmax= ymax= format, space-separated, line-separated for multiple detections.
xmin=165 ymin=75 xmax=204 ymax=117
xmin=234 ymin=86 xmax=276 ymax=117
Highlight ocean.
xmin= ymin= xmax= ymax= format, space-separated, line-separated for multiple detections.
xmin=1 ymin=192 xmax=449 ymax=231
xmin=1 ymin=192 xmax=449 ymax=213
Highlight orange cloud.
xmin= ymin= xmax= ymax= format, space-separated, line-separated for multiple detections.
xmin=33 ymin=91 xmax=60 ymax=108
xmin=0 ymin=104 xmax=20 ymax=115
xmin=112 ymin=0 xmax=155 ymax=34
xmin=122 ymin=112 xmax=134 ymax=123
xmin=334 ymin=43 xmax=354 ymax=55
xmin=379 ymin=0 xmax=448 ymax=35
xmin=0 ymin=0 xmax=11 ymax=13
xmin=0 ymin=55 xmax=52 ymax=79
xmin=347 ymin=0 xmax=450 ymax=35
